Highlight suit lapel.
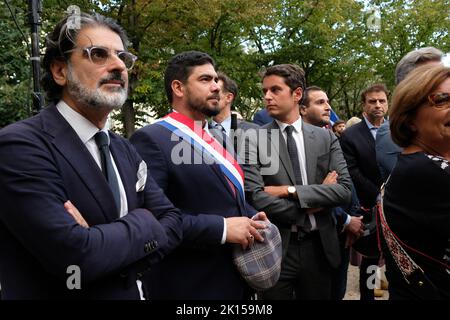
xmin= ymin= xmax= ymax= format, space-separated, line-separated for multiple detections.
xmin=41 ymin=105 xmax=119 ymax=222
xmin=359 ymin=120 xmax=376 ymax=149
xmin=267 ymin=121 xmax=295 ymax=185
xmin=109 ymin=135 xmax=135 ymax=211
xmin=302 ymin=123 xmax=317 ymax=184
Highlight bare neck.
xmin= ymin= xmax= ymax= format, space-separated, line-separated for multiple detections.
xmin=213 ymin=109 xmax=231 ymax=124
xmin=172 ymin=103 xmax=207 ymax=125
xmin=405 ymin=141 xmax=450 ymax=161
xmin=277 ymin=110 xmax=300 ymax=125
xmin=366 ymin=116 xmax=384 ymax=127
xmin=62 ymin=96 xmax=109 ymax=129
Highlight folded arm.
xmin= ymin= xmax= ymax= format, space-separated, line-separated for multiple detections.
xmin=0 ymin=131 xmax=168 ymax=285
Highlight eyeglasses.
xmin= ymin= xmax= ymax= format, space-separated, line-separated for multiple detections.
xmin=428 ymin=92 xmax=450 ymax=108
xmin=65 ymin=46 xmax=138 ymax=70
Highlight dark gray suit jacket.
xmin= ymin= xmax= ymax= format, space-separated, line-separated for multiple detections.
xmin=242 ymin=120 xmax=351 ymax=268
xmin=210 ymin=119 xmax=260 ymax=157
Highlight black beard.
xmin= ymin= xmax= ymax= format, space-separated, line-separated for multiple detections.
xmin=187 ymin=97 xmax=220 ymax=117
xmin=201 ymin=105 xmax=220 ymax=117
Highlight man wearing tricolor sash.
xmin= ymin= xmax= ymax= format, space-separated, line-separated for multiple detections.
xmin=131 ymin=51 xmax=267 ymax=299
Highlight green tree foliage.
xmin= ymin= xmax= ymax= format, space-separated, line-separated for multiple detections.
xmin=368 ymin=0 xmax=450 ymax=87
xmin=105 ymin=0 xmax=277 ymax=135
xmin=1 ymin=0 xmax=448 ymax=131
xmin=259 ymin=0 xmax=375 ymax=118
xmin=0 ymin=1 xmax=32 ymax=128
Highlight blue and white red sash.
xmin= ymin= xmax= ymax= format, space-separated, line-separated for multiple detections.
xmin=156 ymin=112 xmax=245 ymax=200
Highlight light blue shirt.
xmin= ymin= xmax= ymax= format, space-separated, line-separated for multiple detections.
xmin=363 ymin=116 xmax=384 ymax=140
xmin=211 ymin=116 xmax=232 ymax=137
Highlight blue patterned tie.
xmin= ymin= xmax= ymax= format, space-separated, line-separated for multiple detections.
xmin=213 ymin=123 xmax=228 ymax=150
xmin=95 ymin=131 xmax=121 ymax=216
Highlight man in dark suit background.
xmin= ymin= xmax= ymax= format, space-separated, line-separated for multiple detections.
xmin=209 ymin=72 xmax=259 ymax=153
xmin=300 ymin=86 xmax=364 ymax=299
xmin=340 ymin=84 xmax=388 ymax=209
xmin=243 ymin=64 xmax=351 ymax=299
xmin=253 ymin=108 xmax=273 ymax=126
xmin=130 ymin=51 xmax=267 ymax=299
xmin=0 ymin=12 xmax=182 ymax=299
xmin=340 ymin=83 xmax=389 ymax=300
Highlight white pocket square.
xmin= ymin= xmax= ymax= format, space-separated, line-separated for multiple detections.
xmin=136 ymin=160 xmax=147 ymax=192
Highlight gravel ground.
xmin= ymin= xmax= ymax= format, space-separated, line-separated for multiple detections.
xmin=343 ymin=265 xmax=389 ymax=300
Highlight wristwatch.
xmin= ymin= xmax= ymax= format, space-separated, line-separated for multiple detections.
xmin=287 ymin=186 xmax=296 ymax=199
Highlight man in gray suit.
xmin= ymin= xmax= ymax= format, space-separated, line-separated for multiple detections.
xmin=242 ymin=64 xmax=351 ymax=299
xmin=209 ymin=72 xmax=259 ymax=152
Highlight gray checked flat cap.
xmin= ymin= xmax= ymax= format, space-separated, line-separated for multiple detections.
xmin=232 ymin=220 xmax=282 ymax=291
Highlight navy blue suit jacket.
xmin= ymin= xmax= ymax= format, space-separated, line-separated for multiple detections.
xmin=252 ymin=109 xmax=272 ymax=126
xmin=0 ymin=104 xmax=182 ymax=299
xmin=130 ymin=122 xmax=257 ymax=299
xmin=340 ymin=120 xmax=383 ymax=208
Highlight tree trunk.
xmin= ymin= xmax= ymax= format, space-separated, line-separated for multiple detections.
xmin=119 ymin=0 xmax=139 ymax=138
xmin=122 ymin=99 xmax=135 ymax=138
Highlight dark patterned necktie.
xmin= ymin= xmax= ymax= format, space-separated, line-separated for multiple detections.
xmin=95 ymin=131 xmax=121 ymax=216
xmin=285 ymin=125 xmax=312 ymax=230
xmin=285 ymin=125 xmax=303 ymax=185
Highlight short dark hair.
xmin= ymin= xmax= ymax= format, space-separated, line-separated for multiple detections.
xmin=390 ymin=64 xmax=450 ymax=147
xmin=395 ymin=47 xmax=443 ymax=84
xmin=164 ymin=51 xmax=216 ymax=104
xmin=217 ymin=72 xmax=238 ymax=105
xmin=301 ymin=86 xmax=324 ymax=107
xmin=332 ymin=120 xmax=345 ymax=130
xmin=42 ymin=12 xmax=129 ymax=102
xmin=361 ymin=83 xmax=389 ymax=103
xmin=262 ymin=64 xmax=306 ymax=103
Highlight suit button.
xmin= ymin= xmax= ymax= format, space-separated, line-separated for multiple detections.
xmin=144 ymin=242 xmax=151 ymax=253
xmin=150 ymin=240 xmax=158 ymax=249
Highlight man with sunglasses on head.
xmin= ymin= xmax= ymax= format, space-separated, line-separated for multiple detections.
xmin=0 ymin=12 xmax=182 ymax=300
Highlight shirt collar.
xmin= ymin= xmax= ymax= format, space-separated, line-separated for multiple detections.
xmin=56 ymin=100 xmax=109 ymax=144
xmin=275 ymin=116 xmax=303 ymax=133
xmin=363 ymin=115 xmax=384 ymax=130
xmin=211 ymin=116 xmax=232 ymax=135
